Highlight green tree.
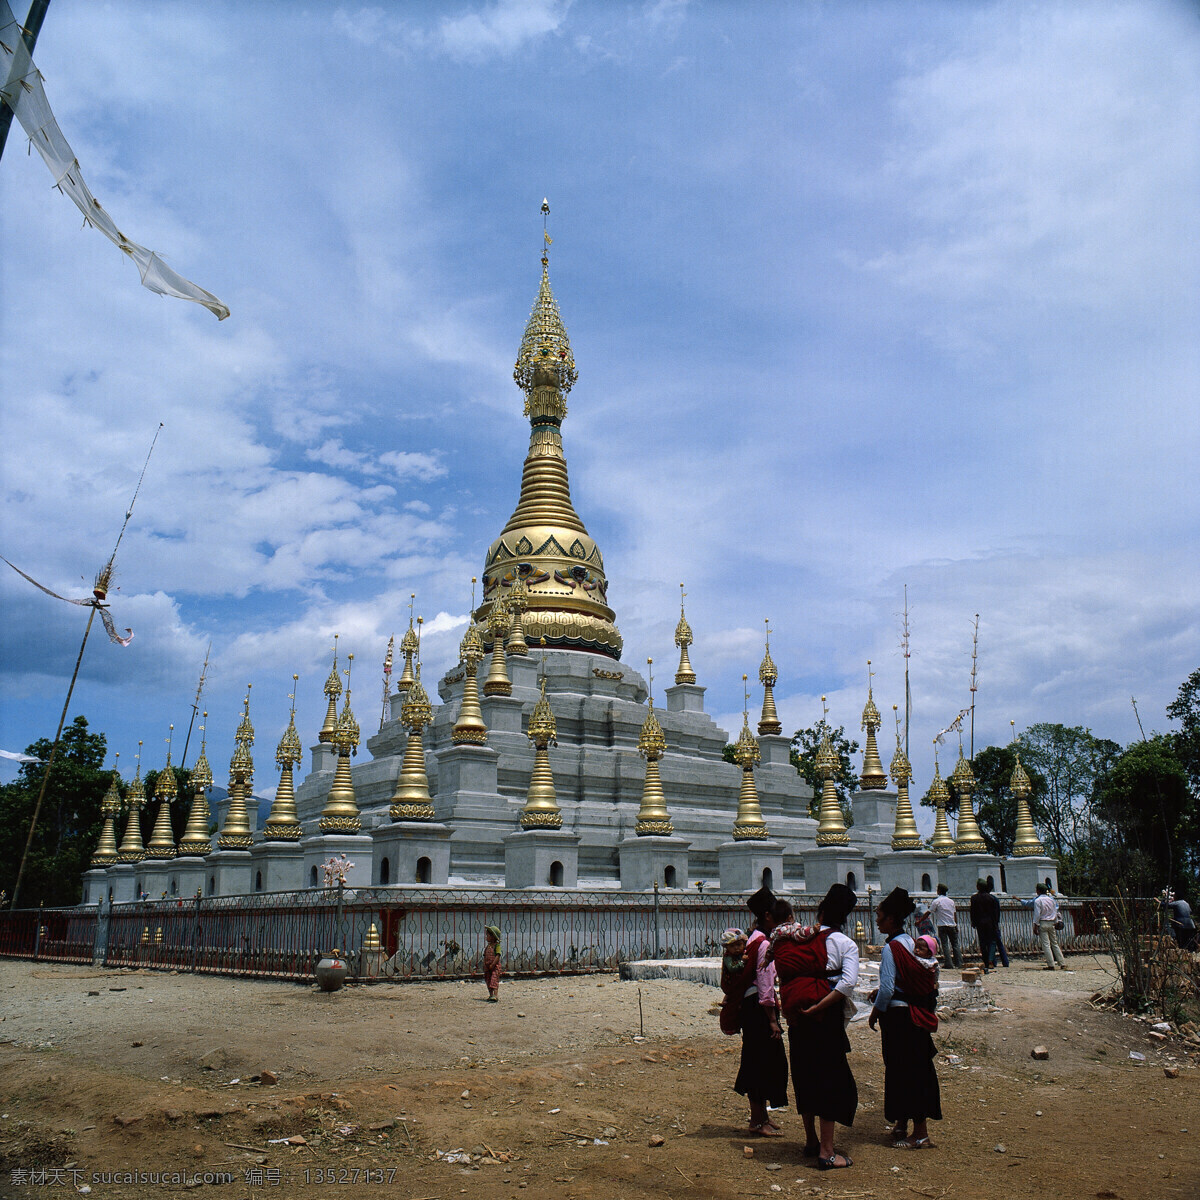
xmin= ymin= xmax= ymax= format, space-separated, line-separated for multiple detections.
xmin=0 ymin=716 xmax=111 ymax=907
xmin=790 ymin=722 xmax=859 ymax=825
xmin=1166 ymin=668 xmax=1200 ymax=800
xmin=969 ymin=744 xmax=1048 ymax=857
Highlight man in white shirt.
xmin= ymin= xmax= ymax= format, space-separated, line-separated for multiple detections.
xmin=1028 ymin=883 xmax=1068 ymax=970
xmin=930 ymin=884 xmax=961 ymax=969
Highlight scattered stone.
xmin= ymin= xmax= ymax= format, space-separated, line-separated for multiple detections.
xmin=1031 ymin=1046 xmax=1049 ymax=1060
xmin=87 ymin=991 xmax=99 ymax=997
xmin=1148 ymin=1031 xmax=1167 ymax=1042
xmin=1152 ymin=1022 xmax=1172 ymax=1033
xmin=648 ymin=1134 xmax=665 ymax=1147
xmin=162 ymin=1109 xmax=183 ymax=1121
xmin=285 ymin=1135 xmax=307 ymax=1145
xmin=765 ymin=1163 xmax=782 ymax=1171
xmin=1164 ymin=1067 xmax=1180 ymax=1079
xmin=461 ymin=1090 xmax=470 ymax=1099
xmin=517 ymin=1013 xmax=526 ymax=1019
xmin=108 ymin=987 xmax=126 ymax=992
xmin=130 ymin=1041 xmax=143 ymax=1048
xmin=961 ymin=970 xmax=979 ymax=984
xmin=995 ymin=1143 xmax=1007 ymax=1153
xmin=260 ymin=1070 xmax=279 ymax=1086
xmin=601 ymin=1126 xmax=617 ymax=1138
xmin=743 ymin=1146 xmax=754 ymax=1158
xmin=113 ymin=1115 xmax=141 ymax=1127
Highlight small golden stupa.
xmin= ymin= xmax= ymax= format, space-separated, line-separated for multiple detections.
xmin=115 ymin=743 xmax=147 ymax=864
xmin=317 ymin=635 xmax=341 ymax=744
xmin=950 ymin=747 xmax=987 ymax=854
xmin=731 ymin=675 xmax=768 ymax=840
xmin=757 ymin=620 xmax=782 ymax=736
xmin=218 ymin=690 xmax=255 ymax=850
xmin=144 ymin=727 xmax=178 ymax=860
xmin=521 ymin=642 xmax=562 ymax=829
xmin=1009 ymin=723 xmax=1044 ymax=856
xmin=390 ymin=660 xmax=436 ymax=821
xmin=320 ymin=658 xmax=362 ymax=833
xmin=90 ymin=755 xmax=122 ymax=866
xmin=178 ymin=719 xmax=213 ymax=856
xmin=888 ymin=705 xmax=922 ymax=850
xmin=674 ymin=585 xmax=696 ymax=685
xmin=814 ymin=699 xmax=850 ymax=846
xmin=263 ymin=676 xmax=304 ymax=841
xmin=858 ymin=662 xmax=887 ymax=790
xmin=634 ymin=659 xmax=672 ymax=836
xmin=483 ymin=595 xmax=513 ymax=697
xmin=396 ymin=598 xmax=418 ymax=695
xmin=928 ymin=755 xmax=955 ymax=856
xmin=452 ymin=580 xmax=489 ymax=745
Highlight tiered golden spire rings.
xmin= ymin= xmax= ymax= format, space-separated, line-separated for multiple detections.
xmin=1009 ymin=721 xmax=1044 ymax=856
xmin=635 ymin=658 xmax=672 ymax=836
xmin=318 ymin=635 xmax=341 ymax=743
xmin=264 ymin=676 xmax=304 ymax=841
xmin=505 ymin=579 xmax=529 ymax=656
xmin=732 ymin=674 xmax=768 ymax=840
xmin=483 ymin=596 xmax=513 ymax=697
xmin=321 ymin=656 xmax=362 ymax=833
xmin=397 ymin=596 xmax=419 ymax=694
xmin=513 ymin=200 xmax=578 ymax=403
xmin=116 ymin=743 xmax=146 ymax=863
xmin=390 ymin=659 xmax=436 ymax=821
xmin=218 ymin=690 xmax=255 ymax=849
xmin=453 ymin=581 xmax=489 ymax=744
xmin=90 ymin=754 xmax=122 ymax=866
xmin=814 ymin=698 xmax=850 ymax=845
xmin=145 ymin=726 xmax=178 ymax=859
xmin=929 ymin=754 xmax=955 ymax=856
xmin=888 ymin=704 xmax=922 ymax=850
xmin=757 ymin=619 xmax=781 ymax=736
xmin=858 ymin=661 xmax=887 ymax=790
xmin=674 ymin=585 xmax=696 ymax=685
xmin=950 ymin=747 xmax=987 ymax=854
xmin=521 ymin=642 xmax=561 ymax=829
xmin=178 ymin=717 xmax=213 ymax=856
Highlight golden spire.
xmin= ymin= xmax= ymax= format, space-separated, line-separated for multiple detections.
xmin=635 ymin=658 xmax=672 ymax=835
xmin=480 ymin=210 xmax=622 ymax=659
xmin=483 ymin=594 xmax=513 ymax=697
xmin=396 ymin=596 xmax=418 ymax=694
xmin=178 ymin=716 xmax=213 ymax=856
xmin=145 ymin=726 xmax=178 ymax=859
xmin=318 ymin=634 xmax=341 ymax=743
xmin=390 ymin=660 xmax=436 ymax=821
xmin=674 ymin=584 xmax=696 ymax=685
xmin=929 ymin=752 xmax=955 ymax=856
xmin=218 ymin=689 xmax=255 ymax=849
xmin=115 ymin=742 xmax=147 ymax=863
xmin=814 ymin=697 xmax=850 ymax=845
xmin=1009 ymin=721 xmax=1044 ymax=856
xmin=453 ymin=580 xmax=489 ymax=744
xmin=732 ymin=674 xmax=768 ymax=840
xmin=521 ymin=640 xmax=562 ymax=828
xmin=320 ymin=655 xmax=362 ymax=832
xmin=90 ymin=753 xmax=122 ymax=866
xmin=950 ymin=746 xmax=987 ymax=853
xmin=757 ymin=619 xmax=782 ymax=735
xmin=889 ymin=704 xmax=921 ymax=849
xmin=858 ymin=661 xmax=887 ymax=790
xmin=505 ymin=578 xmax=530 ymax=656
xmin=264 ymin=677 xmax=304 ymax=841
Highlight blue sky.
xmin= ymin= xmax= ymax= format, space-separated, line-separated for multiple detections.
xmin=2 ymin=0 xmax=1198 ymax=812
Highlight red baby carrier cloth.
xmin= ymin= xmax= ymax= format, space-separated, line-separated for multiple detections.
xmin=889 ymin=939 xmax=940 ymax=1032
xmin=772 ymin=927 xmax=838 ymax=1019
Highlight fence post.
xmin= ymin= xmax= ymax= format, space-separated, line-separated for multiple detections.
xmin=94 ymin=897 xmax=110 ymax=967
xmin=33 ymin=902 xmax=43 ymax=962
xmin=191 ymin=892 xmax=202 ymax=974
xmin=653 ymin=881 xmax=661 ymax=958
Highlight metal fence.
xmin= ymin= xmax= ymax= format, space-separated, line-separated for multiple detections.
xmin=0 ymin=888 xmax=1112 ymax=983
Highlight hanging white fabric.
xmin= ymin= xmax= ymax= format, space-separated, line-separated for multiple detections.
xmin=0 ymin=1 xmax=229 ymax=320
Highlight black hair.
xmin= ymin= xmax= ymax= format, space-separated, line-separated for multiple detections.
xmin=937 ymin=883 xmax=948 ymax=895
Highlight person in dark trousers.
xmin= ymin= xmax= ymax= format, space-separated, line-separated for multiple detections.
xmin=930 ymin=884 xmax=961 ymax=970
xmin=1162 ymin=889 xmax=1198 ymax=951
xmin=985 ymin=878 xmax=1010 ymax=967
xmin=968 ymin=879 xmax=999 ymax=972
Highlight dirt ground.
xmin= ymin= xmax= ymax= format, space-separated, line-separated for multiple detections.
xmin=0 ymin=953 xmax=1197 ymax=1200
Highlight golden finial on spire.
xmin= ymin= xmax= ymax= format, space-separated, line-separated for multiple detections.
xmin=145 ymin=725 xmax=178 ymax=859
xmin=731 ymin=673 xmax=768 ymax=840
xmin=397 ymin=595 xmax=418 ymax=694
xmin=484 ymin=595 xmax=513 ymax=697
xmin=218 ymin=693 xmax=255 ymax=849
xmin=179 ymin=713 xmax=213 ymax=856
xmin=950 ymin=746 xmax=987 ymax=853
xmin=321 ymin=655 xmax=362 ymax=832
xmin=264 ymin=676 xmax=304 ymax=841
xmin=318 ymin=634 xmax=341 ymax=743
xmin=814 ymin=697 xmax=850 ymax=845
xmin=521 ymin=638 xmax=561 ymax=829
xmin=634 ymin=656 xmax=672 ymax=835
xmin=390 ymin=658 xmax=436 ymax=821
xmin=1009 ymin=719 xmax=1044 ymax=856
xmin=90 ymin=752 xmax=122 ymax=866
xmin=674 ymin=584 xmax=696 ymax=685
xmin=859 ymin=660 xmax=887 ymax=790
xmin=889 ymin=703 xmax=921 ymax=849
xmin=380 ymin=634 xmax=395 ymax=731
xmin=757 ymin=618 xmax=782 ymax=735
xmin=929 ymin=750 xmax=955 ymax=856
xmin=116 ymin=742 xmax=147 ymax=863
xmin=505 ymin=579 xmax=530 ymax=656
xmin=514 ymin=198 xmax=577 ymax=402
xmin=453 ymin=579 xmax=489 ymax=744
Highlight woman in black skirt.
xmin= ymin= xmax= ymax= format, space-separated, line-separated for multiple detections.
xmin=734 ymin=890 xmax=789 ymax=1136
xmin=869 ymin=887 xmax=942 ymax=1150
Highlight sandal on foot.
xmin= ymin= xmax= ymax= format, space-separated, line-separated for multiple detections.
xmin=817 ymin=1153 xmax=852 ymax=1170
xmin=889 ymin=1126 xmax=910 ymax=1142
xmin=895 ymin=1137 xmax=934 ymax=1150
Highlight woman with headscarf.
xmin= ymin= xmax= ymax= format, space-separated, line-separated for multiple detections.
xmin=869 ymin=887 xmax=942 ymax=1149
xmin=733 ymin=887 xmax=789 ymax=1136
xmin=483 ymin=925 xmax=502 ymax=1002
xmin=768 ymin=883 xmax=859 ymax=1170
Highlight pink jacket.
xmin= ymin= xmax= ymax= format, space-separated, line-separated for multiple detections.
xmin=745 ymin=929 xmax=778 ymax=1006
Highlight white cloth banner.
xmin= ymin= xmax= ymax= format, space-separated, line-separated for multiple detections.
xmin=0 ymin=2 xmax=229 ymax=320
xmin=0 ymin=749 xmax=41 ymax=763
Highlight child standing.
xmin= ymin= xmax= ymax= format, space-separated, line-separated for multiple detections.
xmin=483 ymin=925 xmax=502 ymax=1002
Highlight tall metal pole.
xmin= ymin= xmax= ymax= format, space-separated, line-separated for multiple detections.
xmin=0 ymin=0 xmax=52 ymax=162
xmin=969 ymin=613 xmax=979 ymax=760
xmin=179 ymin=641 xmax=211 ymax=768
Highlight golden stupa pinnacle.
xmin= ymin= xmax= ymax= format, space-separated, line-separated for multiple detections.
xmin=320 ymin=656 xmax=362 ymax=833
xmin=397 ymin=598 xmax=419 ymax=694
xmin=178 ymin=716 xmax=213 ymax=856
xmin=90 ymin=754 xmax=122 ymax=866
xmin=453 ymin=579 xmax=490 ymax=744
xmin=858 ymin=662 xmax=887 ymax=790
xmin=318 ymin=635 xmax=341 ymax=743
xmin=674 ymin=585 xmax=696 ymax=685
xmin=757 ymin=619 xmax=782 ymax=736
xmin=218 ymin=690 xmax=255 ymax=850
xmin=928 ymin=754 xmax=955 ymax=856
xmin=1009 ymin=722 xmax=1044 ymax=856
xmin=483 ymin=594 xmax=513 ymax=697
xmin=144 ymin=726 xmax=178 ymax=859
xmin=635 ymin=659 xmax=672 ymax=836
xmin=732 ymin=675 xmax=768 ymax=840
xmin=115 ymin=743 xmax=146 ymax=863
xmin=814 ymin=698 xmax=850 ymax=845
xmin=505 ymin=578 xmax=530 ymax=655
xmin=888 ymin=705 xmax=922 ymax=849
xmin=264 ymin=676 xmax=304 ymax=841
xmin=479 ymin=211 xmax=622 ymax=659
xmin=390 ymin=658 xmax=436 ymax=821
xmin=521 ymin=642 xmax=562 ymax=829
xmin=950 ymin=746 xmax=987 ymax=854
